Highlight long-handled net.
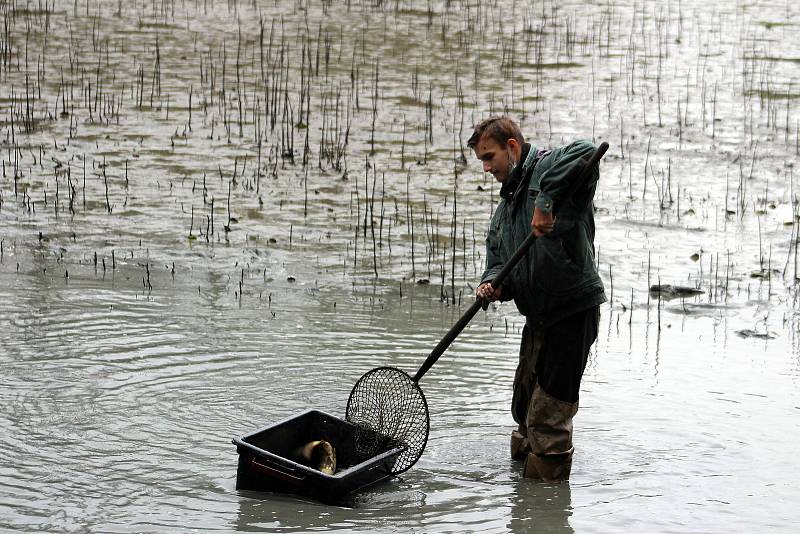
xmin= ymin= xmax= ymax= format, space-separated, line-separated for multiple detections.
xmin=346 ymin=142 xmax=609 ymax=475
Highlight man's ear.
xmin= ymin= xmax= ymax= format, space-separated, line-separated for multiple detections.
xmin=506 ymin=138 xmax=522 ymax=160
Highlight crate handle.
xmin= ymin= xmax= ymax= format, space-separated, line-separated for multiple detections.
xmin=250 ymin=457 xmax=306 ymax=484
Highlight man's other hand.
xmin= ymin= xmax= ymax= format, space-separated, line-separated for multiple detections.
xmin=531 ymin=206 xmax=555 ymax=237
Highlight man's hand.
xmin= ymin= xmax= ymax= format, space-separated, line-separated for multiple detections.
xmin=476 ymin=282 xmax=502 ymax=309
xmin=531 ymin=206 xmax=556 ymax=237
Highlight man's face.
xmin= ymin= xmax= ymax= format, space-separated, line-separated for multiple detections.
xmin=473 ymin=137 xmax=516 ymax=183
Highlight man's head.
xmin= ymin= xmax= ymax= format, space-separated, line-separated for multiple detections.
xmin=467 ymin=116 xmax=525 ymax=183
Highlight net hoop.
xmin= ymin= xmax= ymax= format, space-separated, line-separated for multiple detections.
xmin=345 ymin=366 xmax=430 ymax=475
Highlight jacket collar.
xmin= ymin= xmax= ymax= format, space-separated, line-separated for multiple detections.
xmin=499 ymin=143 xmax=532 ymax=203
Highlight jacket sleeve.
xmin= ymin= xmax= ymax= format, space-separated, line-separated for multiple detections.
xmin=479 ymin=208 xmax=515 ymax=301
xmin=531 ymin=139 xmax=598 ymax=214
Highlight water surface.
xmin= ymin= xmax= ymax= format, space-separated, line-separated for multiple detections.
xmin=1 ymin=0 xmax=800 ymax=532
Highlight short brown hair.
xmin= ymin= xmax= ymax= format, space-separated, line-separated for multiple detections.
xmin=467 ymin=116 xmax=524 ymax=148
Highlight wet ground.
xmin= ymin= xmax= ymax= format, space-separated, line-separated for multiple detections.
xmin=2 ymin=0 xmax=800 ymax=532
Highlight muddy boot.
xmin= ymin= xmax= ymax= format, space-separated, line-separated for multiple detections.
xmin=523 ymin=448 xmax=574 ymax=482
xmin=526 ymin=385 xmax=578 ymax=456
xmin=523 ymin=384 xmax=578 ymax=482
xmin=510 ymin=426 xmax=531 ymax=460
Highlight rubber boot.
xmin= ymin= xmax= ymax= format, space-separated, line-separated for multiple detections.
xmin=510 ymin=426 xmax=532 ymax=460
xmin=523 ymin=448 xmax=574 ymax=482
xmin=523 ymin=384 xmax=578 ymax=482
xmin=526 ymin=385 xmax=578 ymax=456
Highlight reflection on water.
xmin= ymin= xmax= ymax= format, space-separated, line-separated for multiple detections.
xmin=2 ymin=0 xmax=800 ymax=531
xmin=509 ymin=481 xmax=573 ymax=534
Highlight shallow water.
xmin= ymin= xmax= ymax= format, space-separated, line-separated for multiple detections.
xmin=2 ymin=0 xmax=800 ymax=532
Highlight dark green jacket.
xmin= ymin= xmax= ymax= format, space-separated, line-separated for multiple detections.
xmin=480 ymin=140 xmax=606 ymax=328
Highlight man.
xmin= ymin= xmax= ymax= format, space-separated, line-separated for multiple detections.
xmin=468 ymin=116 xmax=605 ymax=482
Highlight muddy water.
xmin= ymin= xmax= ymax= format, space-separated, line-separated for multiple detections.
xmin=2 ymin=0 xmax=800 ymax=532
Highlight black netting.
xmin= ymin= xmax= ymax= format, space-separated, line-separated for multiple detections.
xmin=345 ymin=366 xmax=429 ymax=475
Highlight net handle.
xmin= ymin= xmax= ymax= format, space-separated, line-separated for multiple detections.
xmin=412 ymin=142 xmax=609 ymax=383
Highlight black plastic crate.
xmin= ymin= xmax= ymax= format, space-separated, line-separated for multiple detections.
xmin=233 ymin=409 xmax=403 ymax=504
